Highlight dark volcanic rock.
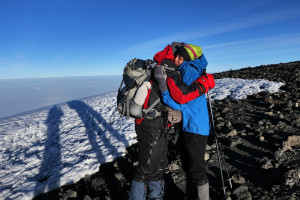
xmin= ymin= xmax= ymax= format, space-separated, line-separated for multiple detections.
xmin=34 ymin=61 xmax=300 ymax=200
xmin=232 ymin=185 xmax=252 ymax=200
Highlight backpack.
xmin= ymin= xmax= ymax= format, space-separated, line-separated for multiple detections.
xmin=117 ymin=58 xmax=159 ymax=119
xmin=117 ymin=58 xmax=183 ymax=126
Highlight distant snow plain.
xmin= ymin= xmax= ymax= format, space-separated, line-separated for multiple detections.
xmin=0 ymin=75 xmax=122 ymax=119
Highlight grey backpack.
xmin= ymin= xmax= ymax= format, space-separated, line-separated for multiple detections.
xmin=117 ymin=58 xmax=158 ymax=119
xmin=117 ymin=58 xmax=182 ymax=123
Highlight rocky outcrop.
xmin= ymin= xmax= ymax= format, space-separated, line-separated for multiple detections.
xmin=34 ymin=61 xmax=300 ymax=200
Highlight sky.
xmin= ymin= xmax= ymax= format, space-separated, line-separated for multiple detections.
xmin=0 ymin=78 xmax=284 ymax=199
xmin=0 ymin=0 xmax=300 ymax=79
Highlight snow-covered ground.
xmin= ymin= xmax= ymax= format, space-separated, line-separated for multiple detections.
xmin=0 ymin=78 xmax=284 ymax=200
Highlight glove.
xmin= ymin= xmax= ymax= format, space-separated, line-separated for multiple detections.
xmin=154 ymin=65 xmax=168 ymax=93
xmin=195 ymin=73 xmax=215 ymax=94
xmin=171 ymin=41 xmax=185 ymax=54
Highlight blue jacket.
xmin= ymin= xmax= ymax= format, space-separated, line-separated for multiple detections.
xmin=161 ymin=55 xmax=210 ymax=135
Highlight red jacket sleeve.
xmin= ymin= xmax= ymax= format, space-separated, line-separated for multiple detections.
xmin=167 ymin=77 xmax=200 ymax=104
xmin=166 ymin=73 xmax=215 ymax=104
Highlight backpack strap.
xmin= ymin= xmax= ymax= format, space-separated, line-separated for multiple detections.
xmin=126 ymin=92 xmax=131 ymax=120
xmin=142 ymin=98 xmax=161 ymax=116
xmin=163 ymin=65 xmax=176 ymax=71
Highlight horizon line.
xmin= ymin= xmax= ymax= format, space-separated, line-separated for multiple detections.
xmin=1 ymin=60 xmax=299 ymax=80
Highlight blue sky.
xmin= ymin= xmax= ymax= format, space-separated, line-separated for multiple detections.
xmin=0 ymin=0 xmax=300 ymax=79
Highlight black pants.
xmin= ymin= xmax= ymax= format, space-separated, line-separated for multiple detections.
xmin=178 ymin=131 xmax=208 ymax=185
xmin=133 ymin=121 xmax=168 ymax=182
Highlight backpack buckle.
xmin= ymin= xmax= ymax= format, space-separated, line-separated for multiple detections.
xmin=143 ymin=109 xmax=161 ymax=119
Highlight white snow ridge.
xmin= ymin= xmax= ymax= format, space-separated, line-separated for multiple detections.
xmin=0 ymin=78 xmax=284 ymax=200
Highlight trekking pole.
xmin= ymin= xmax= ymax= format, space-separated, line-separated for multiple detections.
xmin=206 ymin=92 xmax=232 ymax=196
xmin=207 ymin=92 xmax=232 ymax=186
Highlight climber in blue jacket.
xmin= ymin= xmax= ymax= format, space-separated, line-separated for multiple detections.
xmin=154 ymin=43 xmax=211 ymax=200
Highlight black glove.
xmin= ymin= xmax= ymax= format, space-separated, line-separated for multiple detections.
xmin=171 ymin=41 xmax=185 ymax=54
xmin=154 ymin=65 xmax=168 ymax=93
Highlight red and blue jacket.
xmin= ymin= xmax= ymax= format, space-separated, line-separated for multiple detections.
xmin=162 ymin=55 xmax=210 ymax=135
xmin=136 ymin=45 xmax=212 ymax=135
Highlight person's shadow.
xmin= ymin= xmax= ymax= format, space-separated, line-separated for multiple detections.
xmin=34 ymin=105 xmax=64 ymax=198
xmin=67 ymin=100 xmax=129 ymax=161
xmin=67 ymin=100 xmax=131 ymax=199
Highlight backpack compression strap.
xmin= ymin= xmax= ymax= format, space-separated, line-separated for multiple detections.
xmin=142 ymin=98 xmax=161 ymax=117
xmin=126 ymin=90 xmax=131 ymax=120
